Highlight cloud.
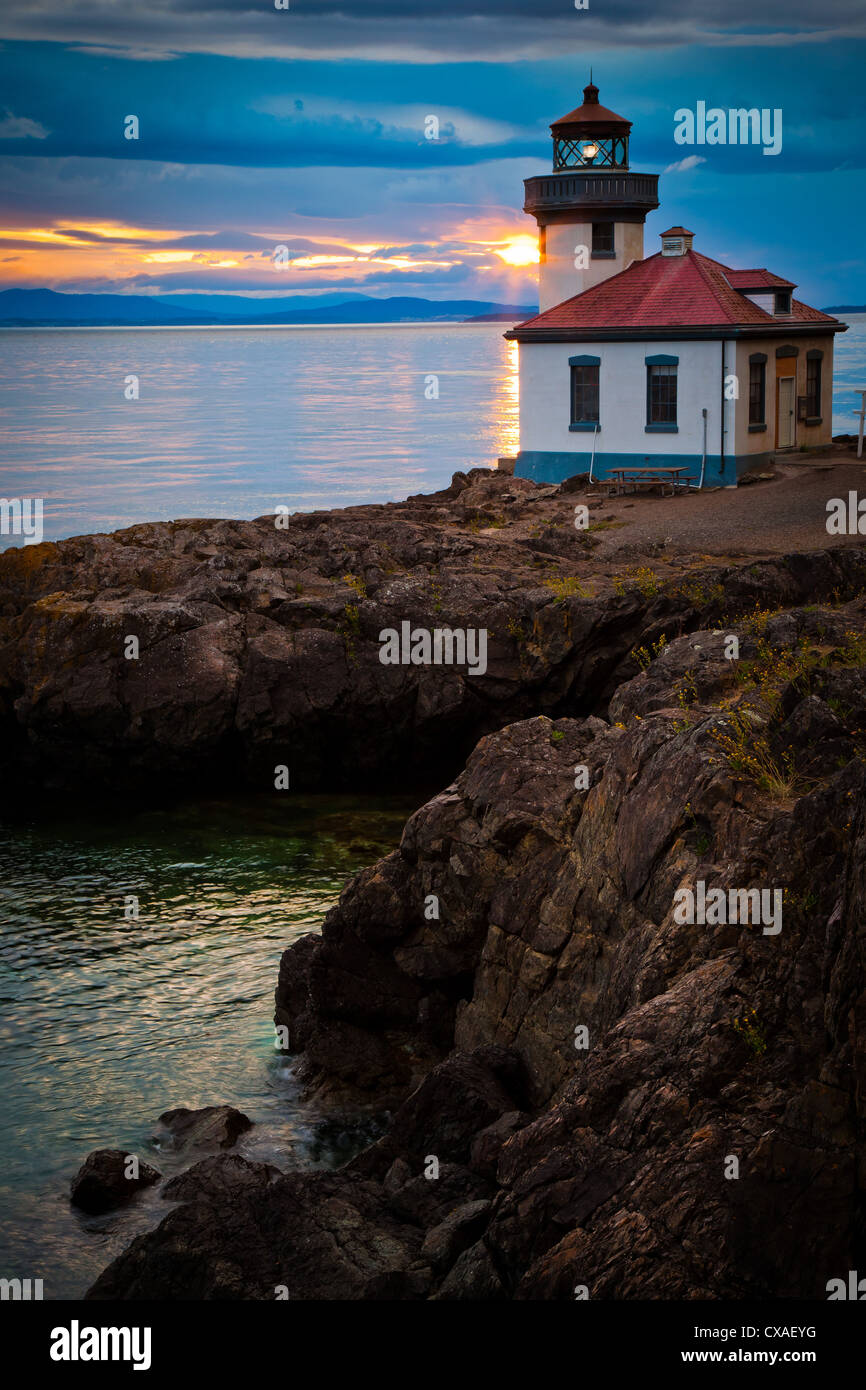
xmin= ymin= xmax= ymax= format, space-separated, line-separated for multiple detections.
xmin=0 ymin=153 xmax=540 ymax=242
xmin=253 ymin=96 xmax=537 ymax=148
xmin=0 ymin=110 xmax=48 ymax=139
xmin=1 ymin=0 xmax=865 ymax=63
xmin=664 ymin=154 xmax=707 ymax=172
xmin=72 ymin=44 xmax=177 ymax=62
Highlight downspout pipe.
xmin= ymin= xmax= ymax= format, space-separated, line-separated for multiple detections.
xmin=720 ymin=339 xmax=727 ymax=482
xmin=698 ymin=407 xmax=708 ymax=489
xmin=588 ymin=423 xmax=599 ymax=484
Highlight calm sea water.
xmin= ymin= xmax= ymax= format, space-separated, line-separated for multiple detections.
xmin=0 ymin=794 xmax=415 ymax=1298
xmin=0 ymin=323 xmax=519 ymax=547
xmin=832 ymin=313 xmax=866 ymax=435
xmin=0 ymin=316 xmax=864 ymax=1298
xmin=0 ymin=316 xmax=864 ymax=551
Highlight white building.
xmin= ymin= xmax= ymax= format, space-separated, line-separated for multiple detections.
xmin=507 ymin=83 xmax=846 ymax=486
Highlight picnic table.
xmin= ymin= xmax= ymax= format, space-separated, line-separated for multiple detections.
xmin=602 ymin=465 xmax=693 ymax=497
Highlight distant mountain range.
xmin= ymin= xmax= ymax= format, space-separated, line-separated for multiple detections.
xmin=0 ymin=288 xmax=537 ymax=327
xmin=825 ymin=305 xmax=866 ymax=314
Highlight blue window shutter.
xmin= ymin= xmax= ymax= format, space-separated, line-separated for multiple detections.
xmin=645 ymin=353 xmax=679 ymax=366
xmin=569 ymin=354 xmax=600 ymax=366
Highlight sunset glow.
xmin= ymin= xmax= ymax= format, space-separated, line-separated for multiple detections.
xmin=493 ymin=236 xmax=540 ymax=267
xmin=0 ymin=221 xmax=519 ymax=297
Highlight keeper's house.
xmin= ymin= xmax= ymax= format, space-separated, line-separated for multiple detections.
xmin=506 ymin=83 xmax=847 ymax=486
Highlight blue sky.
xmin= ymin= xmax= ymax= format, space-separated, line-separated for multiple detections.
xmin=1 ymin=0 xmax=864 ymax=306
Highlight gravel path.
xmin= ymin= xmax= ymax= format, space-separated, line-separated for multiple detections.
xmin=576 ymin=452 xmax=866 ymax=562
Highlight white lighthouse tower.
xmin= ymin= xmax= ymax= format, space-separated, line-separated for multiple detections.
xmin=525 ymin=81 xmax=660 ymax=311
xmin=509 ymin=81 xmax=844 ymax=488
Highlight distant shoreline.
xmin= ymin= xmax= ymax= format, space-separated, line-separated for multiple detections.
xmin=0 ymin=319 xmax=526 ymax=331
xmin=1 ymin=311 xmax=859 ymax=331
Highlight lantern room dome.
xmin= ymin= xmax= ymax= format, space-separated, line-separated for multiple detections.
xmin=549 ymin=82 xmax=631 ymax=171
xmin=550 ymin=83 xmax=632 ymax=132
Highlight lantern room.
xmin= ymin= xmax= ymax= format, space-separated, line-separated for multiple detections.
xmin=550 ymin=81 xmax=631 ymax=171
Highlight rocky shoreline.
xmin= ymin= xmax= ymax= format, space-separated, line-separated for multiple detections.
xmin=6 ymin=467 xmax=866 ymax=1299
xmin=1 ymin=463 xmax=862 ymax=805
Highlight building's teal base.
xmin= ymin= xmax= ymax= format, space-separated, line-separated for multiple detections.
xmin=515 ymin=450 xmax=767 ymax=488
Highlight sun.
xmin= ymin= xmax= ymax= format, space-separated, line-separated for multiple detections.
xmin=494 ymin=235 xmax=540 ymax=267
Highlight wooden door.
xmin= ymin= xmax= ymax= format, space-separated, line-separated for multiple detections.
xmin=777 ymin=375 xmax=796 ymax=449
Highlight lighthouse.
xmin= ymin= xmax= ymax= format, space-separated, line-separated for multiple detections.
xmin=525 ymin=81 xmax=659 ymax=312
xmin=507 ymin=83 xmax=846 ymax=487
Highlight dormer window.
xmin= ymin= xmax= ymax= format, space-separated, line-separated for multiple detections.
xmin=774 ymin=291 xmax=792 ymax=315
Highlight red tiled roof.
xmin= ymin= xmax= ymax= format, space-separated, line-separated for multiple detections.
xmin=661 ymin=226 xmax=694 ymax=236
xmin=512 ymin=250 xmax=840 ymax=333
xmin=725 ymin=268 xmax=795 ymax=289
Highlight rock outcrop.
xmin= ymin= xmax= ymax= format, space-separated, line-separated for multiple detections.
xmin=70 ymin=1150 xmax=161 ymax=1215
xmin=2 ymin=468 xmax=864 ymax=803
xmin=152 ymin=1106 xmax=253 ymax=1153
xmin=90 ymin=592 xmax=866 ymax=1298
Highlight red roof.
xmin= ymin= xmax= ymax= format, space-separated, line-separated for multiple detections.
xmin=551 ymin=84 xmax=631 ymax=131
xmin=725 ymin=268 xmax=795 ymax=289
xmin=512 ymin=250 xmax=841 ymax=334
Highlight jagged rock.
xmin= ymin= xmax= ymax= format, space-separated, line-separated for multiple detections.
xmin=345 ymin=1047 xmax=529 ymax=1177
xmin=433 ymin=1241 xmax=505 ymax=1300
xmin=87 ymin=1167 xmax=427 ymax=1301
xmin=162 ymin=1154 xmax=281 ymax=1203
xmin=609 ymin=629 xmax=758 ymax=722
xmin=1 ymin=472 xmax=864 ymax=803
xmin=70 ymin=1150 xmax=161 ymax=1215
xmin=384 ymin=1163 xmax=492 ymax=1229
xmin=469 ymin=1111 xmax=528 ymax=1177
xmin=383 ymin=1158 xmax=412 ymax=1196
xmin=558 ymin=472 xmax=591 ymax=493
xmin=152 ymin=1106 xmax=252 ymax=1153
xmin=421 ymin=1200 xmax=491 ymax=1270
xmin=88 ymin=588 xmax=866 ymax=1300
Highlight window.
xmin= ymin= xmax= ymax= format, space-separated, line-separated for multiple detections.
xmin=774 ymin=291 xmax=792 ymax=315
xmin=571 ymin=363 xmax=599 ymax=425
xmin=806 ymin=352 xmax=822 ymax=418
xmin=646 ymin=362 xmax=677 ymax=427
xmin=539 ymin=226 xmax=547 ymax=264
xmin=749 ymin=359 xmax=766 ymax=425
xmin=592 ymin=222 xmax=614 ymax=257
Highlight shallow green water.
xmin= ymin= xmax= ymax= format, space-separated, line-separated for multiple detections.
xmin=0 ymin=793 xmax=415 ymax=1298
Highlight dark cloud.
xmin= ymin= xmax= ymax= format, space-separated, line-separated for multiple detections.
xmin=2 ymin=0 xmax=864 ymax=61
xmin=1 ymin=6 xmax=863 ymax=306
xmin=0 ymin=153 xmax=537 ymax=234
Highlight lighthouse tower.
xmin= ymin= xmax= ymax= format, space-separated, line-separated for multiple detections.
xmin=525 ymin=82 xmax=660 ymax=311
